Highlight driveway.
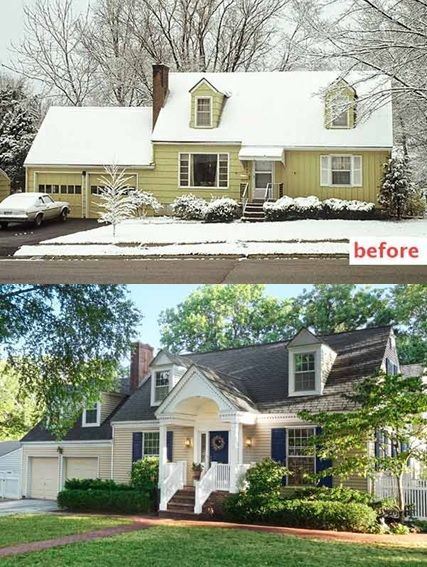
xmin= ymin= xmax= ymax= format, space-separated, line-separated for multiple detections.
xmin=0 ymin=219 xmax=98 ymax=257
xmin=0 ymin=499 xmax=58 ymax=515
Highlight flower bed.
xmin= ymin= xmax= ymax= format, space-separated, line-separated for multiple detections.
xmin=264 ymin=196 xmax=377 ymax=221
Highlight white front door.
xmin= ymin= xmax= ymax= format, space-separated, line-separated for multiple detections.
xmin=253 ymin=161 xmax=274 ymax=200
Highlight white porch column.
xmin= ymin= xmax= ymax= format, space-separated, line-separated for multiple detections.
xmin=159 ymin=423 xmax=168 ymax=483
xmin=229 ymin=421 xmax=243 ymax=493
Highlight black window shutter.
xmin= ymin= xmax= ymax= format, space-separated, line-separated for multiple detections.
xmin=167 ymin=431 xmax=173 ymax=462
xmin=315 ymin=426 xmax=333 ymax=488
xmin=132 ymin=432 xmax=143 ymax=463
xmin=374 ymin=429 xmax=381 ymax=459
xmin=271 ymin=428 xmax=287 ymax=485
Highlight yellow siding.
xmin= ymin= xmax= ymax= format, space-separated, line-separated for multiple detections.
xmin=190 ymin=83 xmax=225 ymax=128
xmin=0 ymin=173 xmax=10 ymax=202
xmin=22 ymin=444 xmax=112 ymax=496
xmin=280 ymin=151 xmax=389 ymax=204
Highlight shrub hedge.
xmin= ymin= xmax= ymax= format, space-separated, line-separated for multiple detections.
xmin=64 ymin=478 xmax=133 ymax=491
xmin=264 ymin=196 xmax=377 ymax=221
xmin=57 ymin=489 xmax=152 ymax=514
xmin=223 ymin=495 xmax=377 ymax=533
xmin=289 ymin=486 xmax=376 ymax=506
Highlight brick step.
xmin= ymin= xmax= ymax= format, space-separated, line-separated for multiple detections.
xmin=159 ymin=510 xmax=198 ymax=520
xmin=167 ymin=502 xmax=195 ymax=512
xmin=170 ymin=495 xmax=196 ymax=505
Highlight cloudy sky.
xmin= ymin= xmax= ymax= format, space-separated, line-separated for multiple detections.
xmin=0 ymin=0 xmax=89 ymax=65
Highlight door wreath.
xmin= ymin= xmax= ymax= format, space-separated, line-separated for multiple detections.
xmin=211 ymin=435 xmax=226 ymax=452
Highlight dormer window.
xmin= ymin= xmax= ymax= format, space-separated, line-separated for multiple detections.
xmin=154 ymin=370 xmax=170 ymax=403
xmin=294 ymin=353 xmax=316 ymax=392
xmin=331 ymin=93 xmax=351 ymax=128
xmin=195 ymin=97 xmax=212 ymax=127
xmin=82 ymin=402 xmax=100 ymax=427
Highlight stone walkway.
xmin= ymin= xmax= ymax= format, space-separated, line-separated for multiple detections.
xmin=0 ymin=515 xmax=426 ymax=558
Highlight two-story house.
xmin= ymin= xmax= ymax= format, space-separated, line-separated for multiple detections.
xmin=24 ymin=66 xmax=393 ymax=219
xmin=21 ymin=325 xmax=402 ymax=514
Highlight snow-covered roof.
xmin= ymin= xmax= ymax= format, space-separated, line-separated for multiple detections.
xmin=153 ymin=71 xmax=393 ymax=149
xmin=25 ymin=107 xmax=154 ymax=167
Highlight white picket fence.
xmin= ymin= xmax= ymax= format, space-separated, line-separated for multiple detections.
xmin=375 ymin=475 xmax=427 ymax=519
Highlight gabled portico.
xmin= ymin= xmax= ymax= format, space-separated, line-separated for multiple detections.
xmin=155 ymin=364 xmax=257 ymax=513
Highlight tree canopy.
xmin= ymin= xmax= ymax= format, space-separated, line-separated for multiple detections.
xmin=159 ymin=284 xmax=426 ymax=364
xmin=0 ymin=285 xmax=140 ymax=439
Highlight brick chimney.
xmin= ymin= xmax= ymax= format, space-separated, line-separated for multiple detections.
xmin=130 ymin=342 xmax=154 ymax=393
xmin=152 ymin=64 xmax=169 ymax=130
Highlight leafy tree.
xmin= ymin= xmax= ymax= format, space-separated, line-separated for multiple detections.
xmin=379 ymin=156 xmax=414 ymax=220
xmin=159 ymin=285 xmax=299 ymax=353
xmin=300 ymin=373 xmax=427 ymax=521
xmin=0 ymin=365 xmax=38 ymax=440
xmin=0 ymin=285 xmax=140 ymax=438
xmin=294 ymin=285 xmax=393 ymax=334
xmin=390 ymin=285 xmax=427 ymax=365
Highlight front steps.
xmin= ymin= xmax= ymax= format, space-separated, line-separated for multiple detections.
xmin=242 ymin=200 xmax=268 ymax=222
xmin=159 ymin=488 xmax=229 ymax=520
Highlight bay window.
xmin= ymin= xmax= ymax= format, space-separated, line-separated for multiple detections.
xmin=179 ymin=153 xmax=229 ymax=188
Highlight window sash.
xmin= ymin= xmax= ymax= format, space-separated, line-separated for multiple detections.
xmin=294 ymin=353 xmax=316 ymax=391
xmin=142 ymin=432 xmax=160 ymax=457
xmin=320 ymin=155 xmax=362 ymax=187
xmin=155 ymin=370 xmax=170 ymax=403
xmin=83 ymin=403 xmax=99 ymax=425
xmin=287 ymin=428 xmax=316 ymax=486
xmin=179 ymin=153 xmax=229 ymax=189
xmin=330 ymin=94 xmax=350 ymax=128
xmin=196 ymin=97 xmax=212 ymax=127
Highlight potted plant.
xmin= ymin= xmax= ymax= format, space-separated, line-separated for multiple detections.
xmin=192 ymin=462 xmax=204 ymax=481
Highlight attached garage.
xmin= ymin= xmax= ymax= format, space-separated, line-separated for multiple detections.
xmin=65 ymin=457 xmax=98 ymax=481
xmin=29 ymin=457 xmax=59 ymax=500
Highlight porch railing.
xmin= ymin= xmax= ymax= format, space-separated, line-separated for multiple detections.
xmin=159 ymin=460 xmax=186 ymax=511
xmin=194 ymin=463 xmax=252 ymax=514
xmin=265 ymin=183 xmax=284 ymax=201
xmin=241 ymin=183 xmax=249 ymax=215
xmin=375 ymin=474 xmax=427 ymax=519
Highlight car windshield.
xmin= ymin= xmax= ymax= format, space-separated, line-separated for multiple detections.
xmin=0 ymin=194 xmax=38 ymax=207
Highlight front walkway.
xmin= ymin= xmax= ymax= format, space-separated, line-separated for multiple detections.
xmin=0 ymin=514 xmax=425 ymax=558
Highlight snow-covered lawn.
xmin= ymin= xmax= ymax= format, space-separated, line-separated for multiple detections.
xmin=14 ymin=217 xmax=427 ymax=258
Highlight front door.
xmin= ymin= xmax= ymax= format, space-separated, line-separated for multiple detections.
xmin=253 ymin=161 xmax=273 ymax=200
xmin=209 ymin=431 xmax=229 ymax=464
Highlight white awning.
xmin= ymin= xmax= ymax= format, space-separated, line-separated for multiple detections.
xmin=238 ymin=146 xmax=285 ymax=162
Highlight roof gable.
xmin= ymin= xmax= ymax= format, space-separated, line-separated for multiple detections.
xmin=189 ymin=78 xmax=226 ymax=96
xmin=288 ymin=328 xmax=322 ymax=348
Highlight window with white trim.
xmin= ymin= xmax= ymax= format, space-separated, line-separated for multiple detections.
xmin=294 ymin=353 xmax=316 ymax=392
xmin=154 ymin=370 xmax=170 ymax=403
xmin=196 ymin=97 xmax=212 ymax=127
xmin=179 ymin=153 xmax=229 ymax=188
xmin=82 ymin=402 xmax=100 ymax=427
xmin=142 ymin=431 xmax=160 ymax=456
xmin=287 ymin=427 xmax=316 ymax=485
xmin=330 ymin=93 xmax=351 ymax=128
xmin=320 ymin=155 xmax=362 ymax=187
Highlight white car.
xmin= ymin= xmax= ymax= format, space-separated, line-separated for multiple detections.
xmin=0 ymin=193 xmax=71 ymax=229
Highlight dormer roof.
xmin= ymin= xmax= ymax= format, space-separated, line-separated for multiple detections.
xmin=189 ymin=78 xmax=228 ymax=96
xmin=287 ymin=328 xmax=322 ymax=348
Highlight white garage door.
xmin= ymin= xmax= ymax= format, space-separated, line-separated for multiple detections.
xmin=30 ymin=458 xmax=58 ymax=500
xmin=66 ymin=458 xmax=98 ymax=480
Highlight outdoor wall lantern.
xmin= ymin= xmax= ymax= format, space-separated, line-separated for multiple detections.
xmin=185 ymin=438 xmax=193 ymax=448
xmin=245 ymin=437 xmax=253 ymax=448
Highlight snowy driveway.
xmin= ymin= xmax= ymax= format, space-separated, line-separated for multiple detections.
xmin=14 ymin=217 xmax=427 ymax=258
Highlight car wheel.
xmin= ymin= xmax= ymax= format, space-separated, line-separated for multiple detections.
xmin=60 ymin=209 xmax=69 ymax=222
xmin=1 ymin=222 xmax=8 ymax=229
xmin=34 ymin=214 xmax=43 ymax=228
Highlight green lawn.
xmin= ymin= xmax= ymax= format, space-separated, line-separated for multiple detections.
xmin=0 ymin=526 xmax=425 ymax=567
xmin=0 ymin=514 xmax=131 ymax=549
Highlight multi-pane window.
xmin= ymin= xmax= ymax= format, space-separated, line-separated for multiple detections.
xmin=39 ymin=184 xmax=82 ymax=195
xmin=142 ymin=432 xmax=160 ymax=456
xmin=287 ymin=428 xmax=315 ymax=485
xmin=83 ymin=403 xmax=99 ymax=426
xmin=294 ymin=353 xmax=316 ymax=391
xmin=385 ymin=358 xmax=398 ymax=375
xmin=179 ymin=153 xmax=229 ymax=188
xmin=196 ymin=97 xmax=212 ymax=127
xmin=155 ymin=370 xmax=170 ymax=403
xmin=331 ymin=156 xmax=352 ymax=186
xmin=331 ymin=94 xmax=350 ymax=128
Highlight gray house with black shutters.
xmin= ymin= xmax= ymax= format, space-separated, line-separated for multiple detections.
xmin=21 ymin=326 xmax=403 ymax=512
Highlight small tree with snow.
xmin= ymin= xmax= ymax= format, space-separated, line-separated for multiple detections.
xmin=97 ymin=165 xmax=137 ymax=238
xmin=129 ymin=190 xmax=162 ymax=218
xmin=379 ymin=156 xmax=414 ymax=220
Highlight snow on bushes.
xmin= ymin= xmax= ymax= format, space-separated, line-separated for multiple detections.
xmin=264 ymin=195 xmax=376 ymax=221
xmin=171 ymin=194 xmax=207 ymax=220
xmin=129 ymin=190 xmax=162 ymax=218
xmin=204 ymin=197 xmax=241 ymax=223
xmin=171 ymin=194 xmax=241 ymax=222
